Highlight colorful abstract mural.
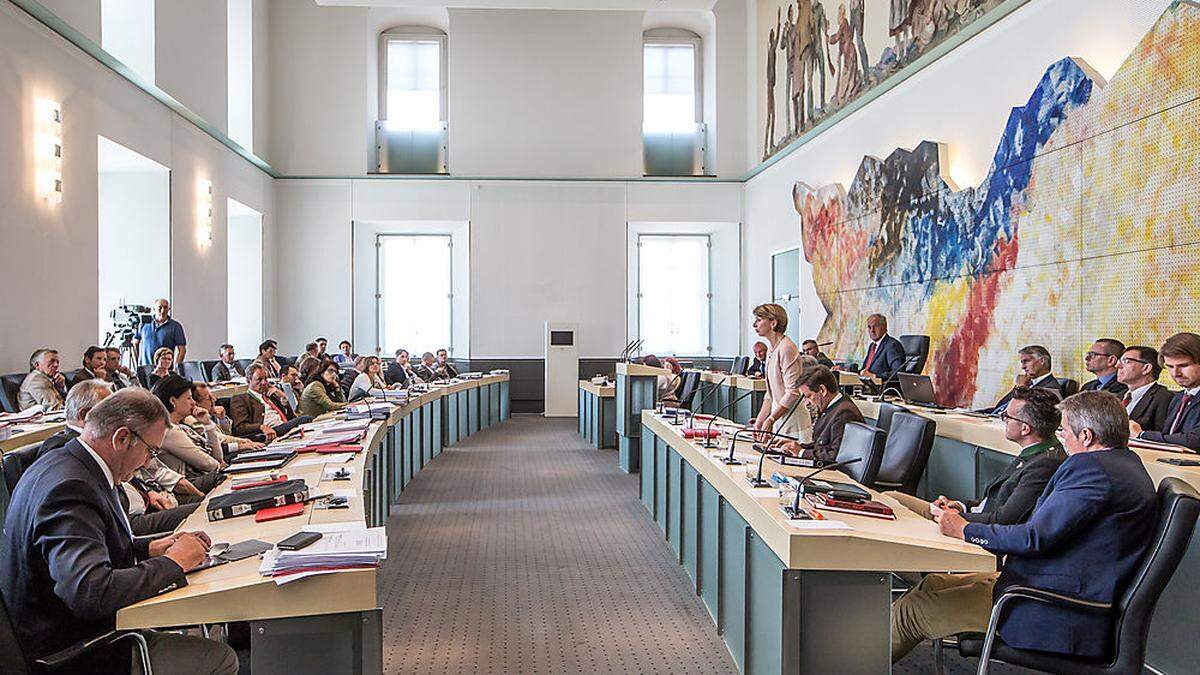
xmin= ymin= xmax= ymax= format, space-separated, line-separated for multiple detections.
xmin=794 ymin=0 xmax=1200 ymax=408
xmin=757 ymin=0 xmax=1010 ymax=161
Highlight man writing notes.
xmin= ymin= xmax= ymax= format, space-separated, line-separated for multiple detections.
xmin=780 ymin=366 xmax=863 ymax=461
xmin=891 ymin=391 xmax=1155 ymax=663
xmin=1131 ymin=332 xmax=1200 ymax=450
xmin=986 ymin=345 xmax=1064 ymax=414
xmin=1080 ymin=338 xmax=1129 ymax=396
xmin=859 ymin=313 xmax=905 ymax=381
xmin=1117 ymin=345 xmax=1174 ymax=431
xmin=0 ymin=388 xmax=236 ymax=675
xmin=890 ymin=387 xmax=1066 ymax=525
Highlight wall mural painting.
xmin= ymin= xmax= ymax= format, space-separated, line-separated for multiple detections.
xmin=794 ymin=1 xmax=1200 ymax=408
xmin=759 ymin=0 xmax=1005 ymax=161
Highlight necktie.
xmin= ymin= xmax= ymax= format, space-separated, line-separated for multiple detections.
xmin=1169 ymin=394 xmax=1193 ymax=434
xmin=865 ymin=342 xmax=878 ymax=370
xmin=265 ymin=394 xmax=286 ymax=420
xmin=1122 ymin=392 xmax=1132 ymax=408
xmin=109 ymin=486 xmax=134 ymax=539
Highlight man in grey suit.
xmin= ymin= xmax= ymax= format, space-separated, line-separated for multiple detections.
xmin=783 ymin=366 xmax=864 ymax=462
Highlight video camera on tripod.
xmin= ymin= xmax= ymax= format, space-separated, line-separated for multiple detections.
xmin=105 ymin=304 xmax=152 ymax=348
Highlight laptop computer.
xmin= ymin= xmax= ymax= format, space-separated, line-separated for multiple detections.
xmin=898 ymin=373 xmax=945 ymax=409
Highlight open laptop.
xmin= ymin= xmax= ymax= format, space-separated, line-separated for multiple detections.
xmin=898 ymin=373 xmax=946 ymax=409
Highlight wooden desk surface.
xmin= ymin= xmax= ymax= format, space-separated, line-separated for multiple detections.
xmin=578 ymin=380 xmax=615 ymax=397
xmin=616 ymin=363 xmax=670 ymax=378
xmin=853 ymin=398 xmax=1200 ymax=491
xmin=731 ymin=375 xmax=767 ymax=391
xmin=838 ymin=371 xmax=880 ymax=387
xmin=643 ymin=411 xmax=995 ymax=573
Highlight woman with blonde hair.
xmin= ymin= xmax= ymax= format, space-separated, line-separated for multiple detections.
xmin=146 ymin=347 xmax=174 ymax=388
xmin=751 ymin=303 xmax=813 ymax=443
xmin=348 ymin=355 xmax=391 ymax=401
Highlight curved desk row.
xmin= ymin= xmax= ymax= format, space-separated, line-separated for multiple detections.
xmin=114 ymin=374 xmax=510 ymax=675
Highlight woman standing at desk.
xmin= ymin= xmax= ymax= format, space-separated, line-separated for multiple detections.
xmin=299 ymin=359 xmax=349 ymax=417
xmin=751 ymin=303 xmax=812 ymax=443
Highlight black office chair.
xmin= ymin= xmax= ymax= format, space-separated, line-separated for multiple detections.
xmin=2 ymin=442 xmax=44 ymax=499
xmin=235 ymin=358 xmax=254 ymax=372
xmin=951 ymin=477 xmax=1200 ymax=675
xmin=0 ymin=374 xmax=25 ymax=414
xmin=898 ymin=335 xmax=930 ymax=374
xmin=876 ymin=402 xmax=909 ymax=434
xmin=0 ymin=589 xmax=152 ymax=674
xmin=874 ymin=411 xmax=935 ymax=495
xmin=135 ymin=365 xmax=153 ymax=389
xmin=677 ymin=371 xmax=702 ymax=410
xmin=730 ymin=356 xmax=749 ymax=376
xmin=1058 ymin=378 xmax=1079 ymax=398
xmin=834 ymin=422 xmax=886 ymax=488
xmin=201 ymin=360 xmax=220 ymax=381
xmin=60 ymin=370 xmax=80 ymax=388
xmin=181 ymin=361 xmax=208 ymax=383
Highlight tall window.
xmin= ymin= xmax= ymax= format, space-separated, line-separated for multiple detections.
xmin=377 ymin=235 xmax=452 ymax=355
xmin=772 ymin=248 xmax=801 ymax=346
xmin=638 ymin=235 xmax=710 ymax=355
xmin=101 ymin=0 xmax=155 ymax=84
xmin=380 ymin=30 xmax=445 ymax=131
xmin=643 ymin=38 xmax=699 ymax=133
xmin=227 ymin=0 xmax=253 ymax=150
xmin=227 ymin=199 xmax=262 ymax=356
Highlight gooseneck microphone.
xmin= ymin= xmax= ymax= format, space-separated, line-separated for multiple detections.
xmin=726 ymin=428 xmax=801 ymax=487
xmin=688 ymin=372 xmax=728 ymax=422
xmin=783 ymin=456 xmax=864 ymax=519
xmin=706 ymin=388 xmax=757 ymax=453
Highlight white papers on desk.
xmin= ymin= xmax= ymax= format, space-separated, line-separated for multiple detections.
xmin=293 ymin=456 xmax=337 ymax=468
xmin=227 ymin=458 xmax=288 ymax=472
xmin=259 ymin=526 xmax=387 ymax=585
xmin=747 ymin=487 xmax=780 ymax=498
xmin=314 ymin=419 xmax=371 ymax=434
xmin=786 ymin=519 xmax=853 ymax=531
xmin=0 ymin=405 xmax=44 ymax=423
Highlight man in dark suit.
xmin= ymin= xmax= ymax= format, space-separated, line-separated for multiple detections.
xmin=1133 ymin=332 xmax=1200 ymax=450
xmin=892 ymin=391 xmax=1156 ymax=662
xmin=71 ymin=346 xmax=108 ymax=388
xmin=209 ymin=343 xmax=245 ymax=383
xmin=782 ymin=366 xmax=864 ymax=462
xmin=986 ymin=345 xmax=1064 ymax=414
xmin=801 ymin=339 xmax=835 ymax=368
xmin=745 ymin=341 xmax=768 ymax=377
xmin=1080 ymin=338 xmax=1128 ymax=396
xmin=1117 ymin=344 xmax=1175 ymax=432
xmin=229 ymin=363 xmax=306 ymax=442
xmin=890 ymin=386 xmax=1066 ymax=525
xmin=0 ymin=388 xmax=235 ymax=675
xmin=436 ymin=348 xmax=460 ymax=379
xmin=859 ymin=313 xmax=906 ymax=382
xmin=414 ymin=351 xmax=440 ymax=382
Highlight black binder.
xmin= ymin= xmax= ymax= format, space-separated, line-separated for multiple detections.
xmin=206 ymin=479 xmax=310 ymax=521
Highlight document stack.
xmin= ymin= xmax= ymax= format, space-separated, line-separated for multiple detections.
xmin=259 ymin=526 xmax=388 ymax=585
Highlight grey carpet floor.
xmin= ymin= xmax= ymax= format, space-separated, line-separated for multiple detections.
xmin=377 ymin=415 xmax=1033 ymax=674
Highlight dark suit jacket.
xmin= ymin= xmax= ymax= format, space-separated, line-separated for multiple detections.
xmin=439 ymin=362 xmax=459 ymax=378
xmin=964 ymin=448 xmax=1155 ymax=657
xmin=228 ymin=391 xmax=295 ymax=439
xmin=805 ymin=396 xmax=864 ymax=462
xmin=1138 ymin=389 xmax=1200 ymax=450
xmin=69 ymin=368 xmax=100 ymax=389
xmin=815 ymin=352 xmax=835 ymax=369
xmin=209 ymin=360 xmax=245 ymax=383
xmin=339 ymin=368 xmax=361 ymax=397
xmin=862 ymin=334 xmax=906 ymax=382
xmin=1080 ymin=376 xmax=1128 ymax=397
xmin=384 ymin=362 xmax=407 ymax=387
xmin=0 ymin=440 xmax=186 ymax=674
xmin=961 ymin=441 xmax=1067 ymax=525
xmin=414 ymin=364 xmax=439 ymax=382
xmin=745 ymin=357 xmax=766 ymax=378
xmin=1129 ymin=383 xmax=1175 ymax=433
xmin=988 ymin=374 xmax=1065 ymax=414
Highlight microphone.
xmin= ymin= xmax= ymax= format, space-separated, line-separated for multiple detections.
xmin=707 ymin=388 xmax=758 ymax=457
xmin=628 ymin=339 xmax=644 ymax=362
xmin=618 ymin=339 xmax=635 ymax=362
xmin=867 ymin=353 xmax=918 ymax=400
xmin=689 ymin=372 xmax=729 ymax=420
xmin=727 ymin=428 xmax=801 ymax=488
xmin=782 ymin=456 xmax=864 ymax=519
xmin=816 ymin=341 xmax=833 ymax=347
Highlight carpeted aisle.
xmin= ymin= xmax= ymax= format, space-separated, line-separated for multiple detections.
xmin=377 ymin=416 xmax=739 ymax=674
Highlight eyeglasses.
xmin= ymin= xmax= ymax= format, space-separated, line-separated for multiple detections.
xmin=128 ymin=428 xmax=162 ymax=460
xmin=998 ymin=411 xmax=1032 ymax=426
xmin=1119 ymin=356 xmax=1150 ymax=365
xmin=1085 ymin=351 xmax=1117 ymax=360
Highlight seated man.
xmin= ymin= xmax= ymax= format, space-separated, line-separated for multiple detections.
xmin=801 ymin=339 xmax=835 ymax=369
xmin=386 ymin=349 xmax=422 ymax=387
xmin=1080 ymin=338 xmax=1128 ymax=396
xmin=209 ymin=343 xmax=245 ymax=382
xmin=414 ymin=351 xmax=440 ymax=382
xmin=188 ymin=381 xmax=263 ymax=456
xmin=859 ymin=313 xmax=906 ymax=382
xmin=436 ymin=348 xmax=459 ymax=379
xmin=986 ymin=345 xmax=1064 ymax=414
xmin=780 ymin=366 xmax=862 ymax=462
xmin=891 ymin=387 xmax=1066 ymax=525
xmin=38 ymin=380 xmax=201 ymax=536
xmin=1117 ymin=345 xmax=1175 ymax=432
xmin=278 ymin=363 xmax=302 ymax=411
xmin=71 ymin=346 xmax=108 ymax=388
xmin=891 ymin=391 xmax=1156 ymax=663
xmin=250 ymin=340 xmax=282 ymax=379
xmin=229 ymin=364 xmax=307 ymax=442
xmin=745 ymin=341 xmax=768 ymax=378
xmin=1132 ymin=332 xmax=1200 ymax=450
xmin=333 ymin=340 xmax=357 ymax=366
xmin=0 ymin=388 xmax=236 ymax=675
xmin=18 ymin=348 xmax=67 ymax=411
xmin=104 ymin=347 xmax=138 ymax=390
xmin=295 ymin=341 xmax=320 ymax=376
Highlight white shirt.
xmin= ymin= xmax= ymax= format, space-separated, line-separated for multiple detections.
xmin=250 ymin=389 xmax=284 ymax=427
xmin=77 ymin=436 xmax=134 ymax=536
xmin=1125 ymin=381 xmax=1156 ymax=413
xmin=1030 ymin=373 xmax=1054 ymax=387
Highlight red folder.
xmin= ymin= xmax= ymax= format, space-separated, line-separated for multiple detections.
xmin=254 ymin=502 xmax=306 ymax=522
xmin=231 ymin=475 xmax=288 ymax=490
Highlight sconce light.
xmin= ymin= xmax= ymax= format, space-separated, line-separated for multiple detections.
xmin=197 ymin=179 xmax=213 ymax=245
xmin=35 ymin=99 xmax=62 ymax=203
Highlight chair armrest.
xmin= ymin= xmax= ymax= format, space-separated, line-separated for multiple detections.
xmin=34 ymin=630 xmax=148 ymax=670
xmin=996 ymin=585 xmax=1112 ymax=614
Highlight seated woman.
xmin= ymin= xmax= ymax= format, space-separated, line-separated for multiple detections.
xmin=149 ymin=375 xmax=226 ymax=490
xmin=348 ymin=355 xmax=391 ymax=401
xmin=644 ymin=355 xmax=682 ymax=407
xmin=146 ymin=346 xmax=174 ymax=388
xmin=298 ymin=359 xmax=350 ymax=417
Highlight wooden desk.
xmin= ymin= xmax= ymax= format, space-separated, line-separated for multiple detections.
xmin=639 ymin=411 xmax=992 ymax=674
xmin=114 ymin=374 xmax=510 ymax=675
xmin=577 ymin=380 xmax=616 ymax=449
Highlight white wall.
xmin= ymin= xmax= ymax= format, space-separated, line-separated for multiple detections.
xmin=227 ymin=200 xmax=264 ymax=356
xmin=101 ymin=0 xmax=155 ymax=83
xmin=42 ymin=0 xmax=99 ymax=44
xmin=741 ymin=0 xmax=1173 ymax=349
xmin=0 ymin=1 xmax=274 ymax=373
xmin=155 ymin=0 xmax=227 ymax=133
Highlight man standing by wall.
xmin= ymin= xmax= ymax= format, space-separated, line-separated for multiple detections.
xmin=135 ymin=298 xmax=187 ymax=368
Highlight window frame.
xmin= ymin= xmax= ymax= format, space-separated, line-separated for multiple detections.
xmin=642 ymin=28 xmax=703 ymax=131
xmin=377 ymin=26 xmax=449 ymax=128
xmin=375 ymin=233 xmax=454 ymax=356
xmin=635 ymin=233 xmax=713 ymax=357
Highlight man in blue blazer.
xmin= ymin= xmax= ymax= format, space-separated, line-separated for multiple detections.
xmin=860 ymin=313 xmax=906 ymax=382
xmin=1131 ymin=332 xmax=1200 ymax=451
xmin=892 ymin=390 xmax=1156 ymax=662
xmin=0 ymin=389 xmax=236 ymax=675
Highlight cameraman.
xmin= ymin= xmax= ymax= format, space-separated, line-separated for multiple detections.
xmin=134 ymin=298 xmax=187 ymax=369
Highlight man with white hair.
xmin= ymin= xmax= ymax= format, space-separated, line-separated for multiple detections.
xmin=134 ymin=297 xmax=187 ymax=367
xmin=18 ymin=347 xmax=67 ymax=411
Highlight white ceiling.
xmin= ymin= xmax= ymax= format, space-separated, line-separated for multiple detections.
xmin=315 ymin=0 xmax=716 ymax=10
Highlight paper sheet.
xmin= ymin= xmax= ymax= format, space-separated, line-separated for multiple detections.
xmin=786 ymin=519 xmax=853 ymax=531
